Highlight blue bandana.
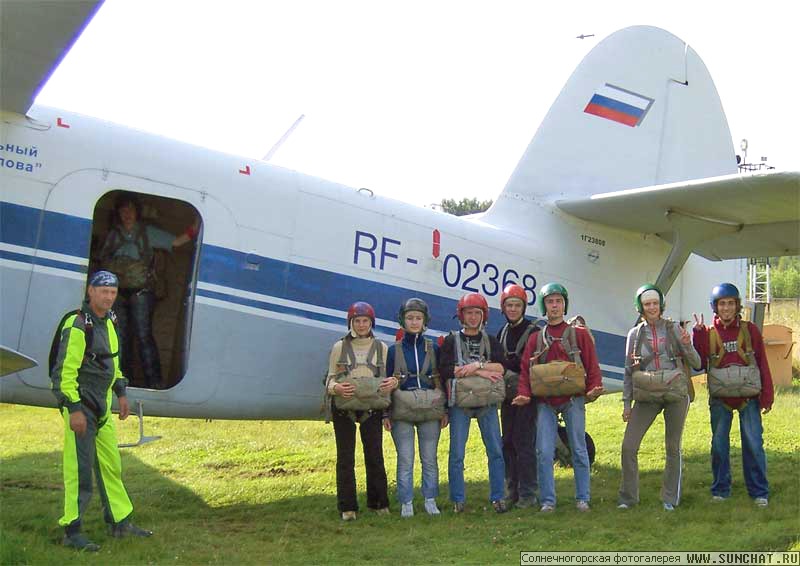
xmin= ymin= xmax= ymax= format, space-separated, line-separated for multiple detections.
xmin=89 ymin=270 xmax=119 ymax=287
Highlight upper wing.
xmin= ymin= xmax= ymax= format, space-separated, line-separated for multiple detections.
xmin=0 ymin=0 xmax=103 ymax=115
xmin=557 ymin=171 xmax=800 ymax=260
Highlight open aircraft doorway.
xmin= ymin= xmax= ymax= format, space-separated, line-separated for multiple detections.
xmin=89 ymin=190 xmax=201 ymax=391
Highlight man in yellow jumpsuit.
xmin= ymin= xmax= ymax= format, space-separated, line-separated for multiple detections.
xmin=51 ymin=270 xmax=152 ymax=551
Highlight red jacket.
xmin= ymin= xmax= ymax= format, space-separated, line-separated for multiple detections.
xmin=692 ymin=316 xmax=774 ymax=410
xmin=517 ymin=321 xmax=603 ymax=406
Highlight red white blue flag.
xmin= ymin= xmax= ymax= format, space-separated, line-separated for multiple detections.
xmin=584 ymin=84 xmax=654 ymax=127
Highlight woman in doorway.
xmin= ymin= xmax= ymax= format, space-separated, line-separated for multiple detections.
xmin=99 ymin=192 xmax=198 ymax=389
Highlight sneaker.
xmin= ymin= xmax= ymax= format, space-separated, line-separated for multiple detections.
xmin=62 ymin=533 xmax=100 ymax=552
xmin=341 ymin=511 xmax=357 ymax=521
xmin=492 ymin=499 xmax=508 ymax=514
xmin=424 ymin=498 xmax=440 ymax=516
xmin=374 ymin=507 xmax=390 ymax=516
xmin=453 ymin=502 xmax=465 ymax=514
xmin=663 ymin=503 xmax=675 ymax=512
xmin=109 ymin=519 xmax=153 ymax=538
xmin=401 ymin=502 xmax=414 ymax=518
xmin=754 ymin=497 xmax=769 ymax=507
xmin=515 ymin=497 xmax=538 ymax=509
xmin=617 ymin=503 xmax=630 ymax=510
xmin=711 ymin=495 xmax=728 ymax=502
xmin=575 ymin=500 xmax=590 ymax=512
xmin=540 ymin=504 xmax=555 ymax=513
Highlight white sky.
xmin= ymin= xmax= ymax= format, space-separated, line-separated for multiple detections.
xmin=37 ymin=0 xmax=800 ymax=207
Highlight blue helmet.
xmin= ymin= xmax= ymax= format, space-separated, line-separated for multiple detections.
xmin=710 ymin=283 xmax=740 ymax=313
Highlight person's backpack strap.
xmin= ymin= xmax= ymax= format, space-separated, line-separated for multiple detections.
xmin=480 ymin=330 xmax=491 ymax=361
xmin=365 ymin=339 xmax=385 ymax=377
xmin=499 ymin=323 xmax=511 ymax=356
xmin=532 ymin=328 xmax=550 ymax=364
xmin=515 ymin=324 xmax=536 ymax=357
xmin=393 ymin=340 xmax=408 ymax=382
xmin=425 ymin=338 xmax=439 ymax=388
xmin=631 ymin=322 xmax=647 ymax=370
xmin=453 ymin=331 xmax=465 ymax=366
xmin=740 ymin=322 xmax=756 ymax=366
xmin=337 ymin=336 xmax=357 ymax=374
xmin=563 ymin=325 xmax=582 ymax=366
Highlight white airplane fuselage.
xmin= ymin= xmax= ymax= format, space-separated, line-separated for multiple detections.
xmin=0 ymin=104 xmax=743 ymax=419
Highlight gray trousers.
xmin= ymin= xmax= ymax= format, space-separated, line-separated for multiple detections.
xmin=618 ymin=396 xmax=689 ymax=506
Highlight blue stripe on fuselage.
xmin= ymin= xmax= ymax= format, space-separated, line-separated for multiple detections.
xmin=1 ymin=201 xmax=627 ymax=367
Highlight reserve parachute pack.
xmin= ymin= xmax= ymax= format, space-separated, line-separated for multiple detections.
xmin=390 ymin=337 xmax=445 ymax=423
xmin=330 ymin=336 xmax=391 ymax=413
xmin=499 ymin=322 xmax=536 ymax=403
xmin=450 ymin=331 xmax=505 ymax=408
xmin=529 ymin=323 xmax=586 ymax=397
xmin=707 ymin=322 xmax=761 ymax=398
xmin=48 ymin=308 xmax=119 ymax=376
xmin=630 ymin=320 xmax=690 ymax=403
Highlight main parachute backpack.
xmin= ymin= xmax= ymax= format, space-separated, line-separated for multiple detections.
xmin=528 ymin=324 xmax=586 ymax=397
xmin=390 ymin=337 xmax=446 ymax=423
xmin=706 ymin=323 xmax=762 ymax=398
xmin=331 ymin=336 xmax=391 ymax=413
xmin=48 ymin=308 xmax=119 ymax=375
xmin=630 ymin=320 xmax=690 ymax=403
xmin=449 ymin=330 xmax=505 ymax=408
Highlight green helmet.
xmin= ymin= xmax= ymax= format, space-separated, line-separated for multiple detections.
xmin=634 ymin=284 xmax=665 ymax=314
xmin=538 ymin=282 xmax=569 ymax=316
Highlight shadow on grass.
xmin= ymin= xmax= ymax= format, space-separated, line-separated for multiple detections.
xmin=2 ymin=440 xmax=798 ymax=564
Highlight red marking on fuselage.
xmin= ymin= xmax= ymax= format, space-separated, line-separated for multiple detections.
xmin=239 ymin=165 xmax=251 ymax=175
xmin=432 ymin=229 xmax=441 ymax=258
xmin=57 ymin=117 xmax=70 ymax=128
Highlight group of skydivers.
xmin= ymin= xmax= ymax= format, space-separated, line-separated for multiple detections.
xmin=324 ymin=281 xmax=773 ymax=521
xmin=49 ymin=271 xmax=773 ymax=551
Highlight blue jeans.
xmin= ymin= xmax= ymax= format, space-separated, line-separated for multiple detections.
xmin=114 ymin=289 xmax=162 ymax=388
xmin=710 ymin=397 xmax=769 ymax=499
xmin=448 ymin=405 xmax=505 ymax=503
xmin=391 ymin=419 xmax=441 ymax=504
xmin=537 ymin=397 xmax=590 ymax=506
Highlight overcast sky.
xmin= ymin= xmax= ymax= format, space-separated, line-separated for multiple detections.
xmin=37 ymin=0 xmax=800 ymax=206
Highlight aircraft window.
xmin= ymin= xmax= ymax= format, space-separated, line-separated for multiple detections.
xmin=89 ymin=190 xmax=201 ymax=390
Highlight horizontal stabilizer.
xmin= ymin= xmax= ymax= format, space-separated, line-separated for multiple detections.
xmin=0 ymin=346 xmax=38 ymax=378
xmin=557 ymin=171 xmax=800 ymax=260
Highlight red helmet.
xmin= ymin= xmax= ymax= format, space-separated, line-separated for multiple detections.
xmin=456 ymin=293 xmax=489 ymax=324
xmin=500 ymin=284 xmax=527 ymax=310
xmin=347 ymin=301 xmax=375 ymax=328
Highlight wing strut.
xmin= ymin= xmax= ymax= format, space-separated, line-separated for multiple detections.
xmin=654 ymin=210 xmax=741 ymax=294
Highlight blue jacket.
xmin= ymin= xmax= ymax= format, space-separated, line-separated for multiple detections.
xmin=386 ymin=332 xmax=440 ymax=391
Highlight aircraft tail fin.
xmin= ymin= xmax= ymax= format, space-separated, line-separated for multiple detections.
xmin=484 ymin=26 xmax=736 ymax=224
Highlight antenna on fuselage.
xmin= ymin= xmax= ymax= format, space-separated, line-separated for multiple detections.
xmin=262 ymin=114 xmax=305 ymax=161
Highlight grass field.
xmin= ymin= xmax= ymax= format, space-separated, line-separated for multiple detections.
xmin=1 ymin=383 xmax=798 ymax=565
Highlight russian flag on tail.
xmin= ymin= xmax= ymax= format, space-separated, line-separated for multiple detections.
xmin=584 ymin=84 xmax=654 ymax=127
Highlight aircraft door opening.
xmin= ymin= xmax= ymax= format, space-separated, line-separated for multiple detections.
xmin=90 ymin=190 xmax=201 ymax=390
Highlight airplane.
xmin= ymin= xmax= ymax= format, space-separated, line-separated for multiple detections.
xmin=2 ymin=1 xmax=798 ymax=427
xmin=576 ymin=34 xmax=595 ymax=40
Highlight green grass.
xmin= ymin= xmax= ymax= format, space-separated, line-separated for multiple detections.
xmin=2 ymin=386 xmax=799 ymax=564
